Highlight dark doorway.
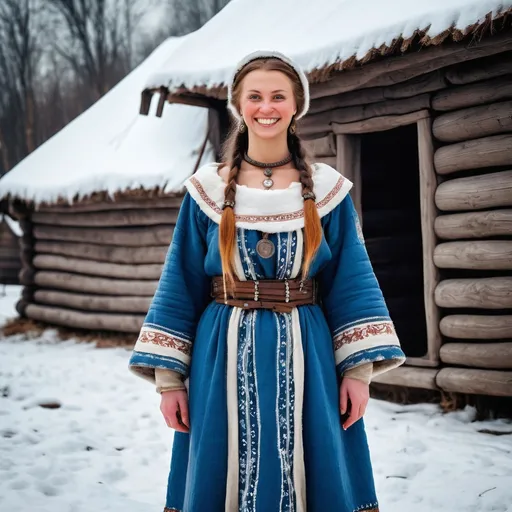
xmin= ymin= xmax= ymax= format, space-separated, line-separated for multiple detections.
xmin=360 ymin=125 xmax=427 ymax=357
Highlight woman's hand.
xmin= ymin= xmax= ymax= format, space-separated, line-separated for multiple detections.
xmin=160 ymin=389 xmax=190 ymax=433
xmin=340 ymin=377 xmax=370 ymax=430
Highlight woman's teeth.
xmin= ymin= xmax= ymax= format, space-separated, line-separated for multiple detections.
xmin=256 ymin=118 xmax=279 ymax=125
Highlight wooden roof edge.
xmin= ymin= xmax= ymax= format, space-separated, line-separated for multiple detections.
xmin=140 ymin=7 xmax=512 ymax=116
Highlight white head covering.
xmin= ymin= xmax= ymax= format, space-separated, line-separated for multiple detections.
xmin=226 ymin=50 xmax=310 ymax=122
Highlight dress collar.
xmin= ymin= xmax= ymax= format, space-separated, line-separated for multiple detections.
xmin=184 ymin=162 xmax=352 ymax=233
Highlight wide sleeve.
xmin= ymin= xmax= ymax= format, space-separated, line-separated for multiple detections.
xmin=128 ymin=192 xmax=211 ymax=384
xmin=317 ymin=194 xmax=406 ymax=378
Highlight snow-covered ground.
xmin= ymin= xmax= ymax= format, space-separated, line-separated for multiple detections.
xmin=1 ymin=285 xmax=511 ymax=512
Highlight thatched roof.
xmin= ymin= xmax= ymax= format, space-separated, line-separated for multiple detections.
xmin=0 ymin=36 xmax=214 ymax=207
xmin=144 ymin=0 xmax=512 ymax=101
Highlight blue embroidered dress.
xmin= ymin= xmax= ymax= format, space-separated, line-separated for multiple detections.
xmin=129 ymin=163 xmax=406 ymax=512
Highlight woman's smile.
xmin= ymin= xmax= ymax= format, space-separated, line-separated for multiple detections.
xmin=255 ymin=117 xmax=280 ymax=126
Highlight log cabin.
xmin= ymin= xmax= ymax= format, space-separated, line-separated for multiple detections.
xmin=139 ymin=0 xmax=512 ymax=398
xmin=0 ymin=36 xmax=214 ymax=333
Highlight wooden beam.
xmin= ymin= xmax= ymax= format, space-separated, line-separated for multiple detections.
xmin=440 ymin=342 xmax=512 ymax=370
xmin=33 ymin=270 xmax=158 ymax=296
xmin=434 ymin=241 xmax=512 ymax=269
xmin=371 ymin=366 xmax=439 ymax=390
xmin=431 ymin=75 xmax=512 ymax=112
xmin=302 ymin=134 xmax=336 ymax=157
xmin=25 ymin=303 xmax=144 ymax=333
xmin=332 ymin=110 xmax=430 ymax=134
xmin=33 ymin=224 xmax=174 ymax=246
xmin=336 ymin=134 xmax=362 ymax=221
xmin=310 ymin=34 xmax=512 ymax=100
xmin=34 ymin=241 xmax=168 ymax=264
xmin=417 ymin=116 xmax=442 ymax=366
xmin=32 ymin=208 xmax=179 ymax=227
xmin=434 ymin=209 xmax=512 ymax=239
xmin=316 ymin=156 xmax=337 ymax=169
xmin=309 ymin=70 xmax=446 ymax=114
xmin=436 ymin=368 xmax=512 ymax=397
xmin=35 ymin=196 xmax=183 ymax=213
xmin=33 ymin=289 xmax=151 ymax=314
xmin=435 ymin=277 xmax=512 ymax=309
xmin=444 ymin=52 xmax=512 ymax=85
xmin=440 ymin=314 xmax=512 ymax=339
xmin=434 ymin=170 xmax=512 ymax=211
xmin=33 ymin=254 xmax=163 ymax=280
xmin=432 ymin=100 xmax=512 ymax=143
xmin=434 ymin=134 xmax=512 ymax=175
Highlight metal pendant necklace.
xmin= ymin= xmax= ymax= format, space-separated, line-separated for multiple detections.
xmin=256 ymin=231 xmax=275 ymax=259
xmin=243 ymin=152 xmax=293 ymax=189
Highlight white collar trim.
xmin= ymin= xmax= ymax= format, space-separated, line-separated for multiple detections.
xmin=184 ymin=162 xmax=353 ymax=233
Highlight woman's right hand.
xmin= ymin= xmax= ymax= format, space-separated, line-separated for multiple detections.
xmin=160 ymin=389 xmax=190 ymax=433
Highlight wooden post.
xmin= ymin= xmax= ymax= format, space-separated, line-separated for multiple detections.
xmin=415 ymin=116 xmax=442 ymax=367
xmin=336 ymin=134 xmax=362 ymax=223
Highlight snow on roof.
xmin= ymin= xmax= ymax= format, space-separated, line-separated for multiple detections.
xmin=0 ymin=36 xmax=214 ymax=206
xmin=146 ymin=0 xmax=512 ymax=94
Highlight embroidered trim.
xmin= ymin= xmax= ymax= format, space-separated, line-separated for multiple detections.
xmin=163 ymin=508 xmax=181 ymax=512
xmin=354 ymin=503 xmax=379 ymax=512
xmin=189 ymin=175 xmax=345 ymax=223
xmin=334 ymin=321 xmax=396 ymax=351
xmin=138 ymin=330 xmax=192 ymax=356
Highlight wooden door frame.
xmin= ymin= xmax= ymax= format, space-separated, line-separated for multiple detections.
xmin=334 ymin=109 xmax=441 ymax=368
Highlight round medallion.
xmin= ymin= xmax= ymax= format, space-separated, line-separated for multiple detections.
xmin=263 ymin=178 xmax=274 ymax=188
xmin=256 ymin=239 xmax=275 ymax=259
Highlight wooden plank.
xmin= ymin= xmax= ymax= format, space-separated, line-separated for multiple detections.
xmin=32 ymin=208 xmax=179 ymax=227
xmin=431 ymin=75 xmax=512 ymax=112
xmin=302 ymin=134 xmax=336 ymax=156
xmin=440 ymin=314 xmax=512 ymax=339
xmin=34 ymin=241 xmax=169 ymax=264
xmin=33 ymin=270 xmax=158 ymax=296
xmin=440 ymin=342 xmax=512 ymax=370
xmin=445 ymin=53 xmax=512 ymax=85
xmin=436 ymin=368 xmax=512 ymax=397
xmin=434 ymin=170 xmax=512 ymax=211
xmin=417 ymin=116 xmax=442 ymax=365
xmin=432 ymin=100 xmax=512 ymax=143
xmin=371 ymin=366 xmax=439 ymax=390
xmin=34 ymin=195 xmax=183 ymax=212
xmin=310 ymin=33 xmax=512 ymax=99
xmin=33 ymin=289 xmax=151 ymax=314
xmin=332 ymin=110 xmax=430 ymax=134
xmin=315 ymin=156 xmax=337 ymax=169
xmin=25 ymin=303 xmax=144 ymax=333
xmin=433 ymin=241 xmax=512 ymax=269
xmin=309 ymin=70 xmax=446 ymax=114
xmin=434 ymin=209 xmax=512 ymax=239
xmin=33 ymin=254 xmax=163 ymax=280
xmin=336 ymin=134 xmax=362 ymax=221
xmin=302 ymin=94 xmax=431 ymax=134
xmin=33 ymin=224 xmax=174 ymax=246
xmin=435 ymin=277 xmax=512 ymax=309
xmin=434 ymin=134 xmax=512 ymax=174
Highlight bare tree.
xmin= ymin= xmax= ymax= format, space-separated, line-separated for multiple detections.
xmin=47 ymin=0 xmax=146 ymax=101
xmin=0 ymin=0 xmax=43 ymax=168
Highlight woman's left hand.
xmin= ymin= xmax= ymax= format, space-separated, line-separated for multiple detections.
xmin=340 ymin=377 xmax=370 ymax=430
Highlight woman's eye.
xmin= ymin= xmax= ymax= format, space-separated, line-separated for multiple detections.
xmin=274 ymin=95 xmax=285 ymax=100
xmin=249 ymin=94 xmax=260 ymax=100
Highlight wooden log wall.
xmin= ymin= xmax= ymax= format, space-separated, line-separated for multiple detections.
xmin=301 ymin=45 xmax=512 ymax=397
xmin=430 ymin=53 xmax=512 ymax=397
xmin=0 ymin=217 xmax=22 ymax=285
xmin=14 ymin=196 xmax=181 ymax=333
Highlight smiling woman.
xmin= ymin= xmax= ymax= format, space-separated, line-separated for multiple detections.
xmin=128 ymin=50 xmax=405 ymax=512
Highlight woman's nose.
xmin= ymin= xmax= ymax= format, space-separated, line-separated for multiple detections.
xmin=258 ymin=102 xmax=274 ymax=114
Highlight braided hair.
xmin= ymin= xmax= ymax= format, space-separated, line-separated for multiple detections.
xmin=219 ymin=58 xmax=322 ymax=284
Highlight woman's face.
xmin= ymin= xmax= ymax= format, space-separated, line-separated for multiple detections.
xmin=238 ymin=69 xmax=297 ymax=141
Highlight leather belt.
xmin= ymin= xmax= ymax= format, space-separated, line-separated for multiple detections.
xmin=211 ymin=276 xmax=318 ymax=313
